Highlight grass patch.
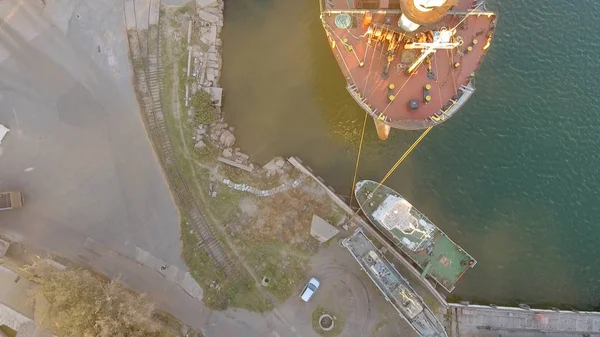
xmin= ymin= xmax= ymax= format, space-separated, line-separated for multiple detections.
xmin=157 ymin=6 xmax=348 ymax=312
xmin=159 ymin=7 xmax=272 ymax=313
xmin=177 ymin=41 xmax=188 ymax=111
xmin=242 ymin=241 xmax=310 ymax=301
xmin=206 ymin=187 xmax=244 ymax=221
xmin=312 ymin=306 xmax=344 ymax=337
xmin=175 ymin=1 xmax=196 ymax=15
xmin=181 ymin=219 xmax=271 ymax=312
xmin=156 ymin=312 xmax=203 ymax=337
xmin=190 ymin=90 xmax=215 ymax=124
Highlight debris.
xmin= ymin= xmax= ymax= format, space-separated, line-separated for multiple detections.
xmin=219 ymin=130 xmax=236 ymax=147
xmin=310 ymin=215 xmax=339 ymax=243
xmin=195 ymin=140 xmax=206 ymax=149
xmin=198 ymin=11 xmax=220 ymax=24
xmin=196 ymin=0 xmax=218 ymax=9
xmin=221 ymin=176 xmax=305 ymax=197
xmin=217 ymin=157 xmax=253 ymax=172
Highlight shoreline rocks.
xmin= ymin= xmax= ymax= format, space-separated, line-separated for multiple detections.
xmin=188 ymin=1 xmax=288 ymax=178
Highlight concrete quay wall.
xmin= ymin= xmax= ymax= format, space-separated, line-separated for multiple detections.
xmin=287 ymin=157 xmax=600 ymax=337
xmin=287 ymin=156 xmax=449 ymax=307
xmin=449 ymin=301 xmax=600 ymax=336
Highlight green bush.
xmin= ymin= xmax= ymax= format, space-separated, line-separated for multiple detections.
xmin=190 ymin=90 xmax=215 ymax=124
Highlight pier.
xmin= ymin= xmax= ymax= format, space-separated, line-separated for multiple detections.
xmin=288 ymin=156 xmax=449 ymax=306
xmin=288 ymin=156 xmax=600 ymax=337
xmin=448 ymin=304 xmax=600 ymax=337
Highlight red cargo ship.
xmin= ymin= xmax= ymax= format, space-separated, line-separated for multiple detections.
xmin=320 ymin=0 xmax=497 ymax=139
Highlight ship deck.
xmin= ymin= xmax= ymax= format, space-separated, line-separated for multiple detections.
xmin=343 ymin=228 xmax=447 ymax=337
xmin=356 ymin=180 xmax=476 ymax=292
xmin=320 ymin=0 xmax=496 ymax=129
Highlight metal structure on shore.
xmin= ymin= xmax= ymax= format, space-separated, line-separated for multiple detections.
xmin=343 ymin=228 xmax=447 ymax=337
xmin=319 ymin=0 xmax=497 ymax=139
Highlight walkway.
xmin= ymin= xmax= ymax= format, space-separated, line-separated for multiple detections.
xmin=449 ymin=304 xmax=600 ymax=337
xmin=0 ymin=0 xmax=183 ymax=268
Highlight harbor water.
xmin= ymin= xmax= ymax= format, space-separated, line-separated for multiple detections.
xmin=222 ymin=0 xmax=600 ymax=308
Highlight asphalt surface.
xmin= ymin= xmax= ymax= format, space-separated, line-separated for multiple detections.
xmin=0 ymin=0 xmax=183 ymax=268
xmin=0 ymin=1 xmax=418 ymax=336
xmin=278 ymin=239 xmax=419 ymax=337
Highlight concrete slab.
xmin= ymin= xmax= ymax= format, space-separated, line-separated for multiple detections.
xmin=42 ymin=0 xmax=77 ymax=34
xmin=124 ymin=0 xmax=137 ymax=30
xmin=0 ymin=239 xmax=9 ymax=257
xmin=310 ymin=215 xmax=338 ymax=243
xmin=197 ymin=10 xmax=219 ymax=23
xmin=450 ymin=304 xmax=600 ymax=337
xmin=0 ymin=265 xmax=33 ymax=319
xmin=148 ymin=0 xmax=160 ymax=26
xmin=134 ymin=0 xmax=150 ymax=30
xmin=196 ymin=0 xmax=218 ymax=9
xmin=181 ymin=272 xmax=203 ymax=300
xmin=0 ymin=303 xmax=31 ymax=333
xmin=217 ymin=156 xmax=251 ymax=171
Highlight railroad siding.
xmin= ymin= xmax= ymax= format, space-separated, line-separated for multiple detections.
xmin=124 ymin=3 xmax=243 ymax=282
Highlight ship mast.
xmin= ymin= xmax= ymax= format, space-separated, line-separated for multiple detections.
xmin=404 ymin=28 xmax=460 ymax=73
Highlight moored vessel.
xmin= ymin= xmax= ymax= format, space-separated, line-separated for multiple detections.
xmin=355 ymin=180 xmax=476 ymax=292
xmin=319 ymin=0 xmax=497 ymax=139
xmin=343 ymin=228 xmax=447 ymax=337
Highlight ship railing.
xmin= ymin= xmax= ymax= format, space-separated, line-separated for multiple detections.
xmin=322 ymin=9 xmax=401 ymax=15
xmin=346 ymin=83 xmax=379 ymax=118
xmin=447 ymin=9 xmax=495 ymax=16
xmin=428 ymin=80 xmax=475 ymax=123
xmin=442 ymin=82 xmax=475 ymax=118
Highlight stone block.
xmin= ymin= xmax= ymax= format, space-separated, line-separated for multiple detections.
xmin=219 ymin=130 xmax=236 ymax=147
xmin=195 ymin=140 xmax=206 ymax=149
xmin=198 ymin=11 xmax=219 ymax=23
xmin=196 ymin=0 xmax=218 ymax=8
xmin=206 ymin=68 xmax=215 ymax=82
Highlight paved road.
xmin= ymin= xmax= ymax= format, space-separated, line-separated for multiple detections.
xmin=0 ymin=0 xmax=183 ymax=268
xmin=0 ymin=1 xmax=311 ymax=335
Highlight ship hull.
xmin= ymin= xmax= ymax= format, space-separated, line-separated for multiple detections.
xmin=343 ymin=228 xmax=447 ymax=337
xmin=355 ymin=180 xmax=476 ymax=292
xmin=320 ymin=0 xmax=497 ymax=135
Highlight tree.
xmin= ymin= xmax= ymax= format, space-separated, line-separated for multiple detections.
xmin=29 ymin=263 xmax=164 ymax=337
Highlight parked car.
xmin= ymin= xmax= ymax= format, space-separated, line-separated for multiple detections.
xmin=0 ymin=124 xmax=9 ymax=144
xmin=299 ymin=277 xmax=320 ymax=302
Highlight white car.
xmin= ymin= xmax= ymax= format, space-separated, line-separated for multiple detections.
xmin=0 ymin=124 xmax=8 ymax=144
xmin=299 ymin=278 xmax=320 ymax=302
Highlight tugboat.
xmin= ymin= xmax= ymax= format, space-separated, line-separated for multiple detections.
xmin=319 ymin=0 xmax=497 ymax=139
xmin=355 ymin=180 xmax=476 ymax=292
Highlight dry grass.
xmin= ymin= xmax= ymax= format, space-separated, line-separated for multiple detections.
xmin=217 ymin=175 xmax=344 ymax=300
xmin=157 ymin=4 xmax=345 ymax=309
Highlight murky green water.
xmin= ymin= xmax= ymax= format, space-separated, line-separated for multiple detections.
xmin=222 ymin=0 xmax=600 ymax=308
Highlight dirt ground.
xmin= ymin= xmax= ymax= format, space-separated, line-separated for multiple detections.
xmin=278 ymin=228 xmax=419 ymax=337
xmin=156 ymin=4 xmax=434 ymax=336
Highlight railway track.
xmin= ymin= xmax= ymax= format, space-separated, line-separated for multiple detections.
xmin=123 ymin=0 xmax=243 ymax=282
